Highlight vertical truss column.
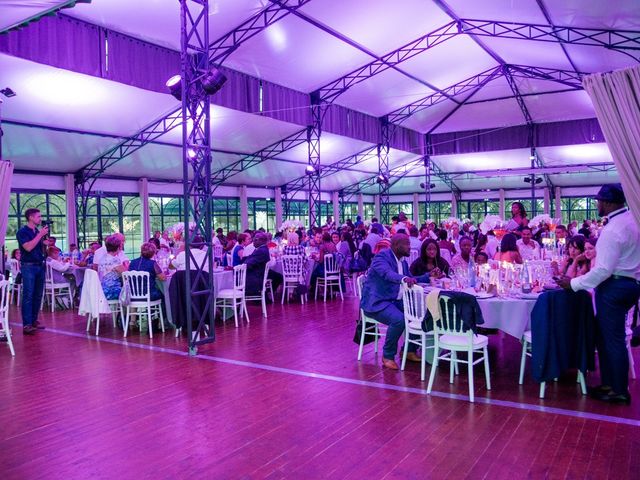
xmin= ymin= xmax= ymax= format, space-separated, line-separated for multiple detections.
xmin=180 ymin=0 xmax=216 ymax=355
xmin=378 ymin=117 xmax=391 ymax=224
xmin=423 ymin=134 xmax=433 ymax=222
xmin=307 ymin=94 xmax=322 ymax=229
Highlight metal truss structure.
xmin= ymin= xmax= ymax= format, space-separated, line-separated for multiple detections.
xmin=378 ymin=118 xmax=391 ymax=223
xmin=74 ymin=0 xmax=310 ymax=241
xmin=307 ymin=98 xmax=323 ymax=228
xmin=0 ymin=0 xmax=92 ymax=34
xmin=179 ymin=0 xmax=216 ymax=355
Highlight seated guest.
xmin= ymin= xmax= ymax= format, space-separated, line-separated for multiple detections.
xmin=171 ymin=236 xmax=209 ymax=271
xmin=338 ymin=231 xmax=357 ymax=273
xmin=409 ymin=239 xmax=450 ymax=279
xmin=374 ymin=238 xmax=391 ymax=254
xmin=231 ymin=233 xmax=251 ymax=266
xmin=310 ymin=232 xmax=337 ymax=290
xmin=553 ymin=235 xmax=587 ymax=278
xmin=82 ymin=241 xmax=101 ymax=266
xmin=93 ymin=233 xmax=128 ymax=266
xmin=408 ymin=226 xmax=422 ymax=251
xmin=68 ymin=243 xmax=82 ymax=262
xmin=6 ymin=249 xmax=21 ymax=283
xmin=223 ymin=231 xmax=238 ymax=258
xmin=46 ymin=247 xmax=76 ymax=298
xmin=567 ymin=237 xmax=596 ymax=279
xmin=360 ymin=234 xmax=431 ymax=370
xmin=283 ymin=232 xmax=305 ymax=258
xmin=129 ymin=242 xmax=166 ymax=301
xmin=363 ymin=223 xmax=384 ymax=252
xmin=96 ymin=235 xmax=129 ymax=300
xmin=450 ymin=237 xmax=474 ymax=270
xmin=475 ymin=251 xmax=489 ymax=265
xmin=331 ymin=232 xmax=341 ymax=247
xmin=437 ymin=229 xmax=456 ymax=256
xmin=516 ymin=226 xmax=540 ymax=261
xmin=243 ymin=232 xmax=282 ymax=295
xmin=494 ymin=233 xmax=523 ymax=264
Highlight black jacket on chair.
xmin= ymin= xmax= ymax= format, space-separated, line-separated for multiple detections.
xmin=242 ymin=245 xmax=270 ymax=295
xmin=168 ymin=269 xmax=214 ymax=330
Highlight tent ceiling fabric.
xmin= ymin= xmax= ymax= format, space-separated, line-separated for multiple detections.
xmin=2 ymin=0 xmax=637 ymax=193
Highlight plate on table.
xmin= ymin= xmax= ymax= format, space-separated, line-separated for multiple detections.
xmin=518 ymin=292 xmax=540 ymax=299
xmin=474 ymin=292 xmax=494 ymax=299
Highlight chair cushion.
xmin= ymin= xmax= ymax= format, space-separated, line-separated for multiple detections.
xmin=439 ymin=333 xmax=488 ymax=349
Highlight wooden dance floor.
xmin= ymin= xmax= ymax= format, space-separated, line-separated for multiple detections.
xmin=1 ymin=295 xmax=639 ymax=479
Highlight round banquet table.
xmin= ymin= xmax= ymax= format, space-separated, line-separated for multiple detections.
xmin=475 ymin=295 xmax=538 ymax=339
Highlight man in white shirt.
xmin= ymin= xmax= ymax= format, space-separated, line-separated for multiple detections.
xmin=171 ymin=236 xmax=209 ymax=271
xmin=557 ymin=184 xmax=640 ymax=404
xmin=408 ymin=226 xmax=422 ymax=251
xmin=516 ymin=226 xmax=540 ymax=261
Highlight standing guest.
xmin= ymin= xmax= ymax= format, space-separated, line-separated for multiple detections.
xmin=494 ymin=233 xmax=523 ymax=264
xmin=438 ymin=229 xmax=456 ymax=256
xmin=96 ymin=235 xmax=129 ymax=300
xmin=507 ymin=201 xmax=528 ymax=236
xmin=360 ymin=234 xmax=430 ymax=370
xmin=409 ymin=239 xmax=450 ymax=279
xmin=408 ymin=226 xmax=422 ymax=251
xmin=129 ymin=242 xmax=166 ymax=302
xmin=557 ymin=184 xmax=640 ymax=404
xmin=243 ymin=232 xmax=282 ymax=295
xmin=517 ymin=226 xmax=541 ymax=261
xmin=16 ymin=208 xmax=48 ymax=334
xmin=450 ymin=237 xmax=474 ymax=270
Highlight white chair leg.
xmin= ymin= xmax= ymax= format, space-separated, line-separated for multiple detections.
xmin=123 ymin=307 xmax=130 ymax=337
xmin=357 ymin=322 xmax=366 ymax=361
xmin=261 ymin=295 xmax=267 ymax=318
xmin=338 ymin=280 xmax=343 ymax=301
xmin=374 ymin=324 xmax=379 ymax=353
xmin=233 ymin=300 xmax=239 ymax=328
xmin=468 ymin=349 xmax=475 ymax=403
xmin=5 ymin=324 xmax=15 ymax=356
xmin=96 ymin=314 xmax=100 ymax=336
xmin=158 ymin=305 xmax=165 ymax=333
xmin=628 ymin=342 xmax=636 ymax=379
xmin=427 ymin=347 xmax=439 ymax=394
xmin=539 ymin=381 xmax=546 ymax=399
xmin=519 ymin=340 xmax=528 ymax=385
xmin=147 ymin=306 xmax=153 ymax=339
xmin=281 ymin=284 xmax=286 ymax=304
xmin=421 ymin=336 xmax=427 ymax=381
xmin=243 ymin=300 xmax=249 ymax=323
xmin=577 ymin=370 xmax=586 ymax=395
xmin=483 ymin=346 xmax=491 ymax=390
xmin=400 ymin=334 xmax=409 ymax=371
xmin=449 ymin=351 xmax=455 ymax=384
xmin=86 ymin=314 xmax=91 ymax=332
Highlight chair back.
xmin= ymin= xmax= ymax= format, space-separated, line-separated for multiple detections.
xmin=262 ymin=262 xmax=272 ymax=292
xmin=356 ymin=274 xmax=366 ymax=299
xmin=45 ymin=262 xmax=54 ymax=285
xmin=232 ymin=264 xmax=247 ymax=292
xmin=0 ymin=280 xmax=10 ymax=325
xmin=282 ymin=255 xmax=304 ymax=280
xmin=323 ymin=253 xmax=340 ymax=275
xmin=435 ymin=294 xmax=471 ymax=337
xmin=213 ymin=244 xmax=223 ymax=261
xmin=409 ymin=249 xmax=420 ymax=266
xmin=122 ymin=271 xmax=151 ymax=302
xmin=402 ymin=285 xmax=426 ymax=331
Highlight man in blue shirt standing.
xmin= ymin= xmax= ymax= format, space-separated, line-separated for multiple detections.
xmin=16 ymin=208 xmax=49 ymax=335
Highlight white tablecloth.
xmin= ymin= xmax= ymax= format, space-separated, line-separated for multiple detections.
xmin=162 ymin=269 xmax=233 ymax=326
xmin=476 ymin=295 xmax=538 ymax=339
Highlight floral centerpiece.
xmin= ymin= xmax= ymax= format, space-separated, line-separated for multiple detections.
xmin=279 ymin=219 xmax=305 ymax=233
xmin=528 ymin=214 xmax=552 ymax=231
xmin=443 ymin=216 xmax=462 ymax=230
xmin=165 ymin=221 xmax=197 ymax=241
xmin=479 ymin=215 xmax=504 ymax=235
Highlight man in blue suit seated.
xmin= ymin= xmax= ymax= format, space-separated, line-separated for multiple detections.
xmin=360 ymin=234 xmax=430 ymax=370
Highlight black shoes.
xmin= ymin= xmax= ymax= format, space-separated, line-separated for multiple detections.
xmin=23 ymin=325 xmax=37 ymax=335
xmin=33 ymin=321 xmax=45 ymax=330
xmin=588 ymin=385 xmax=631 ymax=405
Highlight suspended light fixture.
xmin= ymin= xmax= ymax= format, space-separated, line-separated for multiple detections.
xmin=0 ymin=87 xmax=16 ymax=98
xmin=166 ymin=75 xmax=182 ymax=100
xmin=524 ymin=176 xmax=543 ymax=184
xmin=187 ymin=147 xmax=197 ymax=159
xmin=420 ymin=182 xmax=436 ymax=190
xmin=201 ymin=68 xmax=227 ymax=95
xmin=376 ymin=174 xmax=389 ymax=184
xmin=305 ymin=164 xmax=318 ymax=175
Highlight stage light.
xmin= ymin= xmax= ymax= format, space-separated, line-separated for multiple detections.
xmin=529 ymin=155 xmax=536 ymax=161
xmin=202 ymin=68 xmax=227 ymax=96
xmin=524 ymin=176 xmax=543 ymax=184
xmin=187 ymin=148 xmax=197 ymax=159
xmin=166 ymin=75 xmax=182 ymax=100
xmin=0 ymin=87 xmax=16 ymax=98
xmin=376 ymin=174 xmax=389 ymax=184
xmin=420 ymin=182 xmax=436 ymax=190
xmin=305 ymin=164 xmax=318 ymax=175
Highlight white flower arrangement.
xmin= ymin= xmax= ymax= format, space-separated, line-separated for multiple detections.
xmin=165 ymin=221 xmax=197 ymax=240
xmin=279 ymin=219 xmax=305 ymax=233
xmin=479 ymin=214 xmax=505 ymax=235
xmin=529 ymin=214 xmax=552 ymax=230
xmin=443 ymin=216 xmax=462 ymax=228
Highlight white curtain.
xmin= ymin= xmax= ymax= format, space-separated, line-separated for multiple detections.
xmin=64 ymin=174 xmax=77 ymax=247
xmin=0 ymin=161 xmax=14 ymax=253
xmin=583 ymin=65 xmax=640 ymax=225
xmin=138 ymin=178 xmax=150 ymax=242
